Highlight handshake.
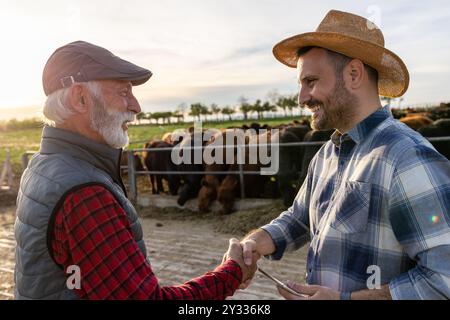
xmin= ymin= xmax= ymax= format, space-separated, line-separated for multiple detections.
xmin=221 ymin=234 xmax=344 ymax=300
xmin=222 ymin=237 xmax=263 ymax=289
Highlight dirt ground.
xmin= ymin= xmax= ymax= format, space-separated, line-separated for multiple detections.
xmin=0 ymin=192 xmax=308 ymax=300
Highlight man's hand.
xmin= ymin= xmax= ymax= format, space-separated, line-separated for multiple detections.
xmin=224 ymin=238 xmax=258 ymax=284
xmin=222 ymin=229 xmax=275 ymax=289
xmin=241 ymin=238 xmax=261 ymax=266
xmin=237 ymin=238 xmax=262 ymax=289
xmin=277 ymin=281 xmax=340 ymax=300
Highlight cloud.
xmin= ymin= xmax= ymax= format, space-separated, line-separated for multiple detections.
xmin=1 ymin=0 xmax=450 ymax=118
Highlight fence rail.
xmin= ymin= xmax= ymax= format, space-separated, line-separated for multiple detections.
xmin=20 ymin=136 xmax=450 ymax=202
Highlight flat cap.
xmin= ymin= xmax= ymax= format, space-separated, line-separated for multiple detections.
xmin=42 ymin=40 xmax=152 ymax=96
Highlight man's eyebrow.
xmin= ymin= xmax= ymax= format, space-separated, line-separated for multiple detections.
xmin=298 ymin=74 xmax=317 ymax=83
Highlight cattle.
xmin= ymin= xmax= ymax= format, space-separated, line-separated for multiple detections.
xmin=120 ymin=151 xmax=145 ymax=172
xmin=297 ymin=129 xmax=334 ymax=188
xmin=418 ymin=118 xmax=450 ymax=160
xmin=161 ymin=132 xmax=173 ymax=144
xmin=198 ymin=129 xmax=238 ymax=214
xmin=142 ymin=140 xmax=180 ymax=195
xmin=198 ymin=129 xmax=270 ymax=214
xmin=277 ymin=125 xmax=311 ymax=207
xmin=174 ymin=130 xmax=211 ymax=206
xmin=400 ymin=115 xmax=434 ymax=131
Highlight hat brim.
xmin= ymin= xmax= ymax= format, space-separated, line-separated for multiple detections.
xmin=273 ymin=32 xmax=409 ymax=98
xmin=82 ymin=51 xmax=153 ymax=86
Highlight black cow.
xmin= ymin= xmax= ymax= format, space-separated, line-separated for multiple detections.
xmin=143 ymin=140 xmax=180 ymax=195
xmin=120 ymin=151 xmax=145 ymax=172
xmin=297 ymin=129 xmax=334 ymax=187
xmin=277 ymin=125 xmax=311 ymax=207
xmin=418 ymin=119 xmax=450 ymax=160
xmin=174 ymin=131 xmax=209 ymax=206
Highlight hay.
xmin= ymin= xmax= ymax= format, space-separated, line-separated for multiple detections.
xmin=137 ymin=199 xmax=286 ymax=236
xmin=212 ymin=200 xmax=285 ymax=236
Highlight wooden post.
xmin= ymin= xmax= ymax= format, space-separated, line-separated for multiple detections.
xmin=1 ymin=149 xmax=14 ymax=190
xmin=21 ymin=153 xmax=29 ymax=171
xmin=238 ymin=163 xmax=245 ymax=199
xmin=237 ymin=143 xmax=245 ymax=199
xmin=127 ymin=151 xmax=137 ymax=202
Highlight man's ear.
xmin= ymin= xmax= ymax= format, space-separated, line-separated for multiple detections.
xmin=344 ymin=59 xmax=365 ymax=90
xmin=67 ymin=84 xmax=90 ymax=114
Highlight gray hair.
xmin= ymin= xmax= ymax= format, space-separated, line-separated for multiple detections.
xmin=43 ymin=81 xmax=102 ymax=126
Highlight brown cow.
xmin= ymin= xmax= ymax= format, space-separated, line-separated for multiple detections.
xmin=198 ymin=129 xmax=236 ymax=213
xmin=400 ymin=115 xmax=434 ymax=131
xmin=198 ymin=129 xmax=270 ymax=215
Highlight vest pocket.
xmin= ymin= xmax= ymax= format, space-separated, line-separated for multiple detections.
xmin=329 ymin=181 xmax=371 ymax=234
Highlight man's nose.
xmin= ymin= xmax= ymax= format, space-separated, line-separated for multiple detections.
xmin=128 ymin=96 xmax=141 ymax=114
xmin=298 ymin=86 xmax=311 ymax=107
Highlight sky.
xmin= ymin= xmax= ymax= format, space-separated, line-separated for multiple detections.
xmin=0 ymin=0 xmax=450 ymax=120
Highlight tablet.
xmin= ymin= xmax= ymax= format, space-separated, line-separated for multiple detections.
xmin=258 ymin=267 xmax=308 ymax=298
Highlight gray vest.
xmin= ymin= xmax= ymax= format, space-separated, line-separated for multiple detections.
xmin=14 ymin=126 xmax=147 ymax=300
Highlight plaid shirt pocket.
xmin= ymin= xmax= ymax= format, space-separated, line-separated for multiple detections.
xmin=329 ymin=181 xmax=371 ymax=234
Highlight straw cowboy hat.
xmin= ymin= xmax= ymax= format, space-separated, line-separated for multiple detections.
xmin=273 ymin=10 xmax=409 ymax=98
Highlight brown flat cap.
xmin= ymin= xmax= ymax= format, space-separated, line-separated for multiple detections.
xmin=42 ymin=40 xmax=152 ymax=96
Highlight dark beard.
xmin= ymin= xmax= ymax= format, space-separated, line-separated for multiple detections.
xmin=310 ymin=78 xmax=358 ymax=131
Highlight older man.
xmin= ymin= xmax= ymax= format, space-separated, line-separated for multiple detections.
xmin=240 ymin=10 xmax=450 ymax=299
xmin=14 ymin=41 xmax=256 ymax=299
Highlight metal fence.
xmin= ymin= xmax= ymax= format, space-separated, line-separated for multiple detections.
xmin=124 ymin=136 xmax=450 ymax=201
xmin=20 ymin=136 xmax=450 ymax=202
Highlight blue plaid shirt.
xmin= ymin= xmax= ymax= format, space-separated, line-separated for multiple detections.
xmin=262 ymin=106 xmax=450 ymax=299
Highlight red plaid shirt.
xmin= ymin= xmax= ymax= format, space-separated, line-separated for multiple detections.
xmin=50 ymin=184 xmax=242 ymax=300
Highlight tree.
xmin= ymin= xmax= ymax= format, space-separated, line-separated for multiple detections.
xmin=221 ymin=106 xmax=235 ymax=121
xmin=266 ymin=89 xmax=280 ymax=107
xmin=150 ymin=111 xmax=172 ymax=124
xmin=200 ymin=104 xmax=212 ymax=121
xmin=189 ymin=103 xmax=202 ymax=121
xmin=251 ymin=99 xmax=264 ymax=119
xmin=172 ymin=112 xmax=184 ymax=123
xmin=286 ymin=94 xmax=298 ymax=116
xmin=210 ymin=103 xmax=221 ymax=121
xmin=276 ymin=94 xmax=298 ymax=117
xmin=262 ymin=101 xmax=277 ymax=117
xmin=143 ymin=112 xmax=152 ymax=124
xmin=136 ymin=112 xmax=146 ymax=125
xmin=189 ymin=103 xmax=210 ymax=121
xmin=163 ymin=111 xmax=173 ymax=124
xmin=239 ymin=96 xmax=251 ymax=121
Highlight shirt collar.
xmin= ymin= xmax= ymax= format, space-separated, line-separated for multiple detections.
xmin=331 ymin=105 xmax=392 ymax=147
xmin=39 ymin=126 xmax=126 ymax=194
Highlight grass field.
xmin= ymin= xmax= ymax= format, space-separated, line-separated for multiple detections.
xmin=0 ymin=115 xmax=306 ymax=176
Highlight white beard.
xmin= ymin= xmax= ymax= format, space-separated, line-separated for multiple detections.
xmin=90 ymin=96 xmax=135 ymax=149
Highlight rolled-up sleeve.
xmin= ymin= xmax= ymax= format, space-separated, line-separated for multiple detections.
xmin=388 ymin=145 xmax=450 ymax=299
xmin=261 ymin=158 xmax=314 ymax=260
